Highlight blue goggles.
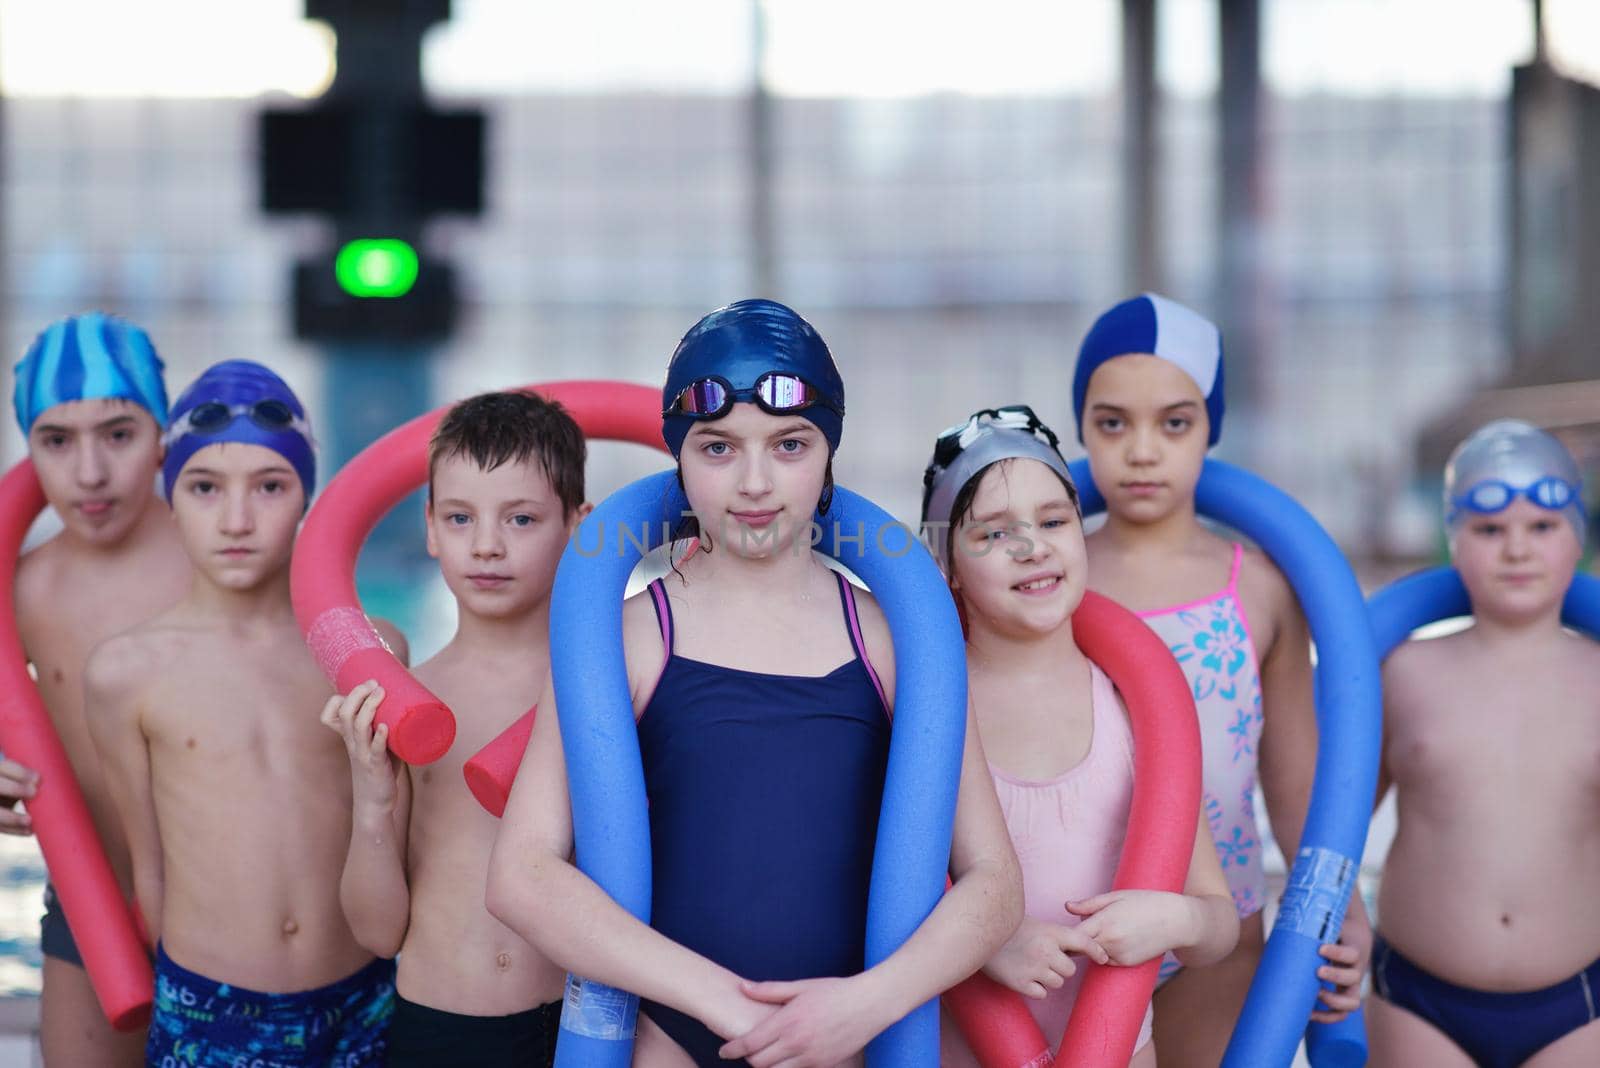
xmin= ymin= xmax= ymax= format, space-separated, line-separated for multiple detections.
xmin=1449 ymin=476 xmax=1578 ymax=519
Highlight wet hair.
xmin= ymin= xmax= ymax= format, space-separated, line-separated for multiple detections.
xmin=942 ymin=458 xmax=1079 ymax=574
xmin=427 ymin=391 xmax=586 ymax=516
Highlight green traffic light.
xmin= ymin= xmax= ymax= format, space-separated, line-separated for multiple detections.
xmin=335 ymin=239 xmax=420 ymax=298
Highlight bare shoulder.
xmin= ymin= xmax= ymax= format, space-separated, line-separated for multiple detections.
xmin=1557 ymin=629 xmax=1600 ymax=678
xmin=371 ymin=617 xmax=411 ymax=668
xmin=13 ymin=536 xmax=66 ymax=623
xmin=1381 ymin=631 xmax=1459 ymax=706
xmin=83 ymin=619 xmax=181 ymax=708
xmin=1233 ymin=541 xmax=1295 ymax=613
xmin=622 ymin=585 xmax=668 ymax=706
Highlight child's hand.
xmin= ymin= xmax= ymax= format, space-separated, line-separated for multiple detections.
xmin=319 ymin=681 xmax=398 ymax=812
xmin=0 ymin=757 xmax=38 ymax=836
xmin=983 ymin=915 xmax=1109 ymax=999
xmin=717 ymin=976 xmax=878 ymax=1068
xmin=1311 ymin=908 xmax=1371 ymax=1023
xmin=1067 ymin=890 xmax=1195 ymax=966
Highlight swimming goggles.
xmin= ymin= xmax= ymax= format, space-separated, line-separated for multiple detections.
xmin=162 ymin=399 xmax=314 ymax=447
xmin=1449 ymin=476 xmax=1578 ymax=518
xmin=929 ymin=405 xmax=1060 ymax=472
xmin=663 ymin=372 xmax=843 ymax=421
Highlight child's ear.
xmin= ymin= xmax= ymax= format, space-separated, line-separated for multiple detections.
xmin=568 ymin=500 xmax=595 ymax=532
xmin=423 ymin=498 xmax=440 ymax=559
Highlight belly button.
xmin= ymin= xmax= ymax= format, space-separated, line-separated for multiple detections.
xmin=1500 ymin=914 xmax=1511 ymax=927
xmin=283 ymin=918 xmax=300 ymax=937
xmin=496 ymin=952 xmax=512 ymax=971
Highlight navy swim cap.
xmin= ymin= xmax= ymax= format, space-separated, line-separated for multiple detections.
xmin=14 ymin=312 xmax=169 ymax=434
xmin=1073 ymin=293 xmax=1225 ymax=447
xmin=661 ymin=299 xmax=845 ymax=458
xmin=162 ymin=360 xmax=316 ymax=506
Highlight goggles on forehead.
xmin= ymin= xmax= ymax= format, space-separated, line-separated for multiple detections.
xmin=930 ymin=405 xmax=1059 ymax=472
xmin=162 ymin=399 xmax=313 ymax=448
xmin=1449 ymin=476 xmax=1578 ymax=520
xmin=663 ymin=372 xmax=842 ymax=421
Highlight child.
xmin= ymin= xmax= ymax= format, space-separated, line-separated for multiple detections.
xmin=323 ymin=390 xmax=591 ymax=1067
xmin=485 ymin=299 xmax=1024 ymax=1068
xmin=1367 ymin=420 xmax=1600 ymax=1067
xmin=5 ymin=312 xmax=189 ymax=1065
xmin=1072 ymin=293 xmax=1364 ymax=1065
xmin=85 ymin=360 xmax=404 ymax=1066
xmin=921 ymin=405 xmax=1239 ymax=1066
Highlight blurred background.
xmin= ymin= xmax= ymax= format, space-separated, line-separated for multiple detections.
xmin=0 ymin=0 xmax=1597 ymax=1054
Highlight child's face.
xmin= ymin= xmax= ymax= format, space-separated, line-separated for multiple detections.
xmin=1452 ymin=498 xmax=1582 ymax=623
xmin=1081 ymin=354 xmax=1209 ymax=524
xmin=950 ymin=459 xmax=1087 ymax=639
xmin=169 ymin=442 xmax=304 ymax=591
xmin=425 ymin=454 xmax=587 ymax=621
xmin=679 ymin=402 xmax=830 ymax=560
xmin=27 ymin=398 xmax=163 ymax=546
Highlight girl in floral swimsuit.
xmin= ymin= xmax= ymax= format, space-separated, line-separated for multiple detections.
xmin=1071 ymin=293 xmax=1366 ymax=1068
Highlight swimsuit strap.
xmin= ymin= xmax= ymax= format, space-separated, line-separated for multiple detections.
xmin=1225 ymin=541 xmax=1245 ymax=595
xmin=647 ymin=578 xmax=675 ymax=653
xmin=835 ymin=571 xmax=890 ymax=717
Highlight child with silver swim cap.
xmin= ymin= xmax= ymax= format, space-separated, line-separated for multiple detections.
xmin=1071 ymin=293 xmax=1365 ymax=1064
xmin=86 ymin=360 xmax=407 ymax=1067
xmin=1368 ymin=419 xmax=1600 ymax=1067
xmin=921 ymin=406 xmax=1239 ymax=1067
xmin=7 ymin=312 xmax=189 ymax=1066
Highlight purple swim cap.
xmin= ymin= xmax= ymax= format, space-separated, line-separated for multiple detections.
xmin=162 ymin=360 xmax=315 ymax=506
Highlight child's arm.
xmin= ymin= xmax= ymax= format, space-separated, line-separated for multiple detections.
xmin=321 ymin=680 xmax=412 ymax=958
xmin=1066 ymin=808 xmax=1239 ymax=968
xmin=721 ymin=698 xmax=1026 ymax=1067
xmin=485 ymin=605 xmax=777 ymax=1043
xmin=83 ymin=639 xmax=163 ymax=945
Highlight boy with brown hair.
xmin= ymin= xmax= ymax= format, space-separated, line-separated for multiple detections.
xmin=324 ymin=390 xmax=589 ymax=1066
xmin=6 ymin=312 xmax=189 ymax=1065
xmin=87 ymin=360 xmax=405 ymax=1066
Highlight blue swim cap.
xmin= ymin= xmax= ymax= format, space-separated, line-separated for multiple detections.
xmin=1073 ymin=293 xmax=1225 ymax=446
xmin=162 ymin=360 xmax=316 ymax=506
xmin=661 ymin=299 xmax=845 ymax=458
xmin=14 ymin=312 xmax=169 ymax=435
xmin=1444 ymin=419 xmax=1585 ymax=547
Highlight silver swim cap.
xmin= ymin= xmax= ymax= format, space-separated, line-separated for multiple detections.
xmin=921 ymin=406 xmax=1077 ymax=572
xmin=1443 ymin=419 xmax=1585 ymax=546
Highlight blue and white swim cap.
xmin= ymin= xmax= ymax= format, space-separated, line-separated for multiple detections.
xmin=1072 ymin=293 xmax=1225 ymax=446
xmin=162 ymin=360 xmax=316 ymax=506
xmin=1444 ymin=419 xmax=1585 ymax=546
xmin=14 ymin=312 xmax=169 ymax=435
xmin=661 ymin=299 xmax=845 ymax=459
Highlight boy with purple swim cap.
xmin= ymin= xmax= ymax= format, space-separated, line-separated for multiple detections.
xmin=87 ymin=360 xmax=407 ymax=1067
xmin=7 ymin=312 xmax=188 ymax=1066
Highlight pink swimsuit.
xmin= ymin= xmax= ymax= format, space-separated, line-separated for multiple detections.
xmin=941 ymin=663 xmax=1154 ymax=1065
xmin=1139 ymin=543 xmax=1266 ymax=981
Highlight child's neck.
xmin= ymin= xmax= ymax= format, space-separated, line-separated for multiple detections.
xmin=185 ymin=566 xmax=294 ymax=623
xmin=446 ymin=601 xmax=551 ymax=661
xmin=1099 ymin=499 xmax=1202 ymax=554
xmin=965 ymin=612 xmax=1088 ymax=677
xmin=687 ymin=533 xmax=822 ymax=593
xmin=1467 ymin=602 xmax=1570 ymax=650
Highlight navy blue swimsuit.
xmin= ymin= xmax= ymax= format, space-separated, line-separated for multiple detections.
xmin=638 ymin=573 xmax=891 ymax=1067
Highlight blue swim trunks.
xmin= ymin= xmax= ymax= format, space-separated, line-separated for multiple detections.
xmin=147 ymin=944 xmax=395 ymax=1068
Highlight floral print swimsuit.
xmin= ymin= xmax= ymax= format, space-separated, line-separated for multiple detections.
xmin=1139 ymin=543 xmax=1266 ymax=983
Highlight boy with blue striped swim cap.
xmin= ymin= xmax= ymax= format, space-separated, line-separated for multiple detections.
xmin=88 ymin=358 xmax=406 ymax=1067
xmin=8 ymin=312 xmax=188 ymax=1066
xmin=1369 ymin=420 xmax=1600 ymax=1067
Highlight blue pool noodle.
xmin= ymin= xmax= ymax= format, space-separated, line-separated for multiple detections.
xmin=550 ymin=471 xmax=966 ymax=1067
xmin=1069 ymin=458 xmax=1380 ymax=1068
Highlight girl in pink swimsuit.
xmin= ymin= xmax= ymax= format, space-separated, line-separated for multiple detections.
xmin=1072 ymin=294 xmax=1366 ymax=1067
xmin=922 ymin=406 xmax=1238 ymax=1067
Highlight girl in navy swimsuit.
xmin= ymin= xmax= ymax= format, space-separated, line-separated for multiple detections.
xmin=487 ymin=300 xmax=1023 ymax=1068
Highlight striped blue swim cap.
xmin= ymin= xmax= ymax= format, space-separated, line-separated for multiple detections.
xmin=13 ymin=313 xmax=169 ymax=435
xmin=1073 ymin=293 xmax=1225 ymax=446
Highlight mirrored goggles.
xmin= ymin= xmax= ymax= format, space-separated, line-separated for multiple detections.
xmin=162 ymin=399 xmax=313 ymax=447
xmin=1450 ymin=476 xmax=1578 ymax=517
xmin=664 ymin=372 xmax=841 ymax=420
